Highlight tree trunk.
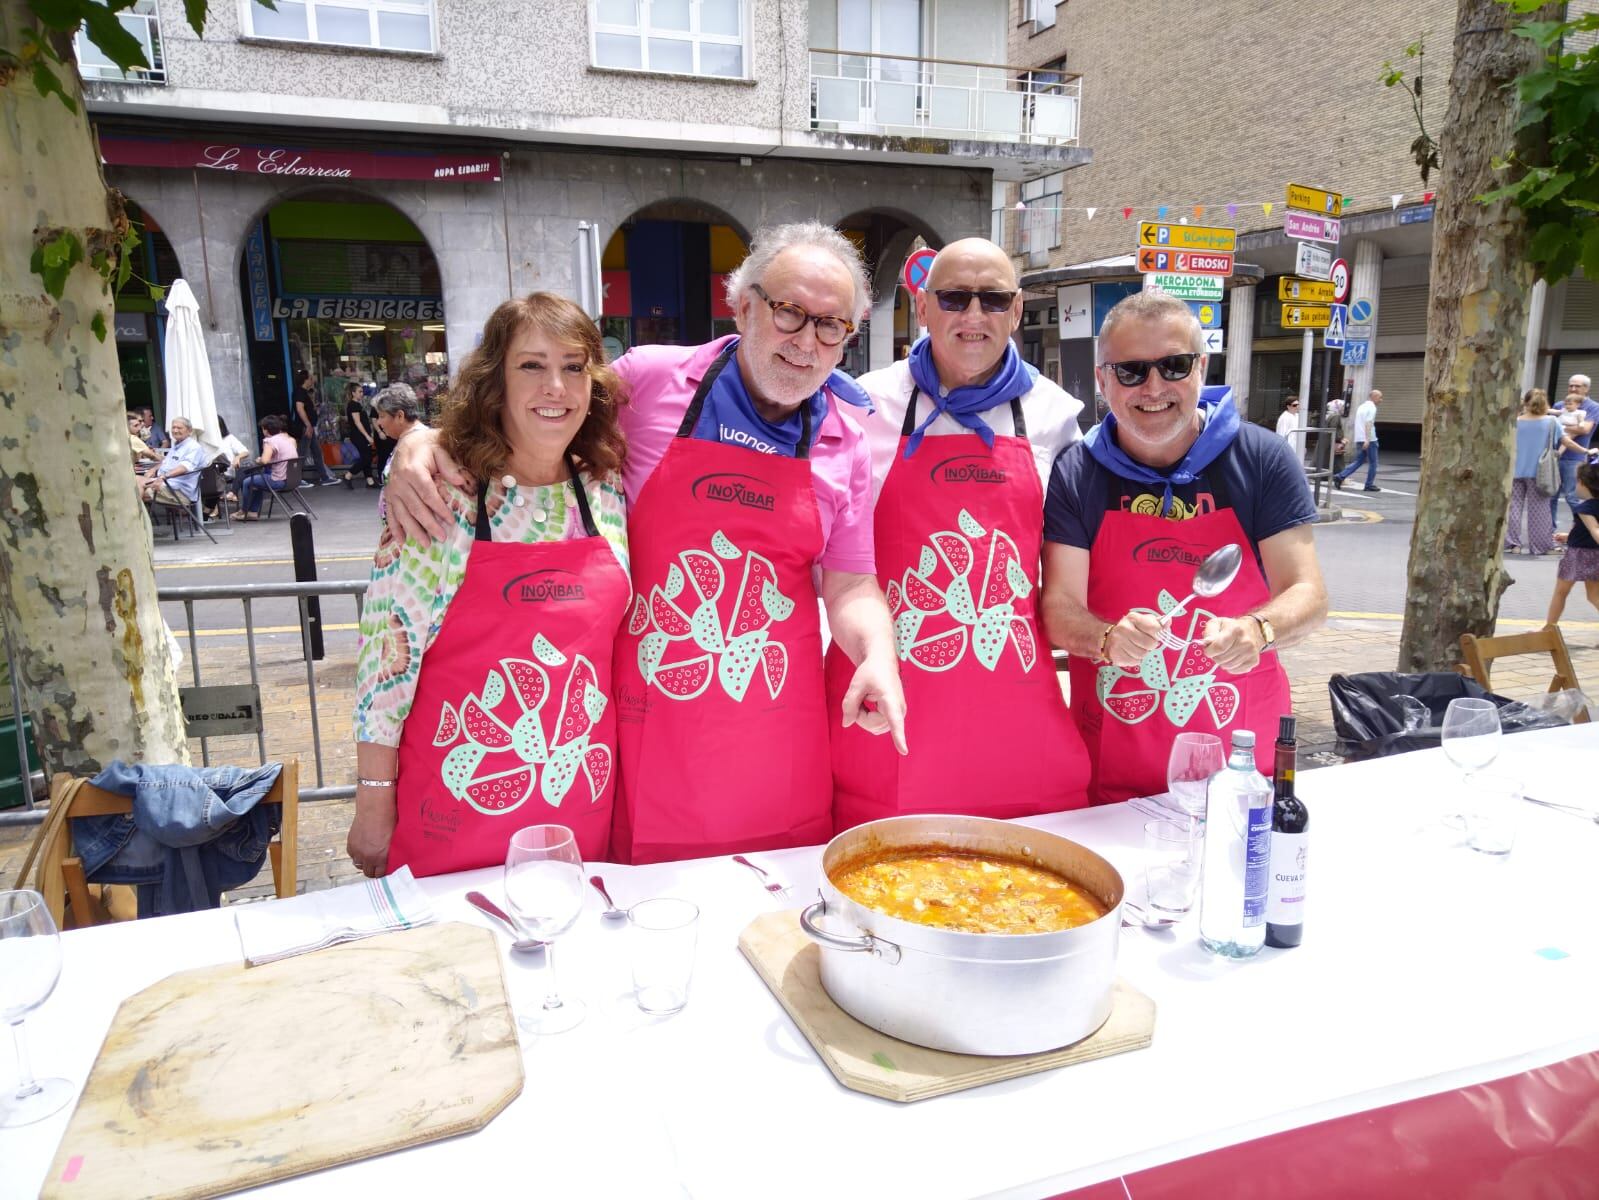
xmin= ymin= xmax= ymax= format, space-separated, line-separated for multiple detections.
xmin=0 ymin=3 xmax=188 ymax=778
xmin=1397 ymin=0 xmax=1555 ymax=673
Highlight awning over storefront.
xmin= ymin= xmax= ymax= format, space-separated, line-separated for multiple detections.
xmin=99 ymin=135 xmax=502 ymax=183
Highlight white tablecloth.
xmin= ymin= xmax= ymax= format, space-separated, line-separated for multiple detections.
xmin=5 ymin=724 xmax=1597 ymax=1199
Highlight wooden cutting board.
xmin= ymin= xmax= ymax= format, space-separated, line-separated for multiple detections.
xmin=739 ymin=909 xmax=1154 ymax=1103
xmin=42 ymin=922 xmax=522 ymax=1200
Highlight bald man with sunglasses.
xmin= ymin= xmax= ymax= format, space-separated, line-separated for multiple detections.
xmin=829 ymin=237 xmax=1093 ymax=832
xmin=1040 ymin=290 xmax=1327 ymax=805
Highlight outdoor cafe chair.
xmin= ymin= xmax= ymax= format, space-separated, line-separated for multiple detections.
xmin=18 ymin=761 xmax=300 ymax=931
xmin=145 ymin=485 xmax=217 ymax=545
xmin=262 ymin=459 xmax=317 ymax=520
xmin=1459 ymin=628 xmax=1590 ymax=724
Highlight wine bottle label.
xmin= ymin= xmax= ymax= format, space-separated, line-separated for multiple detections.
xmin=1267 ymin=833 xmax=1308 ymax=925
xmin=1242 ymin=803 xmax=1271 ymax=926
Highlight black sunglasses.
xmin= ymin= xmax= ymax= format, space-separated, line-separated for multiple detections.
xmin=1101 ymin=353 xmax=1200 ymax=387
xmin=933 ymin=288 xmax=1018 ymax=313
xmin=751 ymin=283 xmax=855 ymax=346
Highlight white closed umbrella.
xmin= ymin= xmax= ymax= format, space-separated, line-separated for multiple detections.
xmin=162 ymin=279 xmax=223 ymax=457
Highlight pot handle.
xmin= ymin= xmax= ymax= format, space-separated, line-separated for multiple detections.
xmin=798 ymin=898 xmax=901 ymax=965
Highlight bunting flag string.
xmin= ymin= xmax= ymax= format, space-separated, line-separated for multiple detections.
xmin=1009 ymin=188 xmax=1439 ymax=217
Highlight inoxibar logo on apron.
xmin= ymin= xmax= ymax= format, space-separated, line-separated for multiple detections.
xmin=502 ymin=568 xmax=586 ymax=606
xmin=691 ymin=472 xmax=777 ymax=513
xmin=927 ymin=454 xmax=1008 ymax=485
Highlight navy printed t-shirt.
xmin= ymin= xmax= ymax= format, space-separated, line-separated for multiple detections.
xmin=1570 ymin=498 xmax=1599 ymax=550
xmin=1045 ymin=421 xmax=1318 ymax=562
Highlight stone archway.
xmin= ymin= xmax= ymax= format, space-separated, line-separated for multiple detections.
xmin=600 ymin=197 xmax=751 ymax=351
xmin=837 ymin=208 xmax=947 ymax=372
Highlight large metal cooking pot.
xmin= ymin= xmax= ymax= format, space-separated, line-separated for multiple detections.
xmin=799 ymin=815 xmax=1123 ymax=1056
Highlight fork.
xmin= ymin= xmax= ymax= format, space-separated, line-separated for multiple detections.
xmin=1523 ymin=796 xmax=1599 ymax=825
xmin=733 ymin=854 xmax=791 ymax=896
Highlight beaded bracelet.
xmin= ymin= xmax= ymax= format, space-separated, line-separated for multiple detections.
xmin=1094 ymin=622 xmax=1115 ymax=665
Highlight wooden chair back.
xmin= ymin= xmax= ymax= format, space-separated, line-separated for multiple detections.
xmin=1458 ymin=629 xmax=1589 ymax=724
xmin=27 ymin=761 xmax=299 ymax=929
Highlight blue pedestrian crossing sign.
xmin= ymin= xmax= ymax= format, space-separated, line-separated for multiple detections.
xmin=1341 ymin=339 xmax=1370 ymax=366
xmin=1349 ymin=298 xmax=1373 ymax=323
xmin=1323 ymin=303 xmax=1348 ymax=349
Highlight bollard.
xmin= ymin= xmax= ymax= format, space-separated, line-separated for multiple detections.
xmin=291 ymin=513 xmax=324 ymax=661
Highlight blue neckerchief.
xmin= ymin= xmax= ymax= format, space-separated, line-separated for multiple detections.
xmin=1083 ymin=385 xmax=1239 ymax=516
xmin=691 ymin=338 xmax=871 ymax=457
xmin=903 ymin=335 xmax=1038 ymax=457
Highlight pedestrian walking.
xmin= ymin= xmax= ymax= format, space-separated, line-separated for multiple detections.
xmin=343 ymin=381 xmax=377 ymax=488
xmin=1507 ymin=389 xmax=1561 ymax=556
xmin=1546 ymin=463 xmax=1599 ymax=625
xmin=1332 ymin=389 xmax=1381 ymax=491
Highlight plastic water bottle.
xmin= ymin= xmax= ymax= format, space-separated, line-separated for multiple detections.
xmin=1199 ymin=730 xmax=1273 ymax=958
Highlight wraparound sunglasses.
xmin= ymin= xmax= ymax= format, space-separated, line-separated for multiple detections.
xmin=1101 ymin=353 xmax=1201 ymax=387
xmin=933 ymin=289 xmax=1019 ymax=313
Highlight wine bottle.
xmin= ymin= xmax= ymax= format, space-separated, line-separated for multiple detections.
xmin=1266 ymin=715 xmax=1308 ymax=948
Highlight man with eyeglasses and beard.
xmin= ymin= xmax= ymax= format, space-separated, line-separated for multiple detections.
xmin=1040 ymin=290 xmax=1327 ymax=804
xmin=382 ymin=222 xmax=906 ymax=865
xmin=829 ymin=238 xmax=1092 ymax=832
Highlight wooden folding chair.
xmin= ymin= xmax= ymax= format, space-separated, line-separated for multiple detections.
xmin=21 ymin=761 xmax=300 ymax=930
xmin=1458 ymin=629 xmax=1590 ymax=724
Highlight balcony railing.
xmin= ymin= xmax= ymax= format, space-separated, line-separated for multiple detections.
xmin=75 ymin=2 xmax=165 ymax=85
xmin=810 ymin=49 xmax=1081 ymax=147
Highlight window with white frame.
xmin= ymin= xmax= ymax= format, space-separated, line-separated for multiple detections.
xmin=591 ymin=0 xmax=747 ymax=78
xmin=243 ymin=0 xmax=435 ymax=53
xmin=1020 ymin=172 xmax=1063 ymax=256
xmin=1023 ymin=0 xmax=1056 ymax=32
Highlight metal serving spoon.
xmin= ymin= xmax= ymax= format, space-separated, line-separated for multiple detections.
xmin=1121 ymin=901 xmax=1181 ymax=930
xmin=588 ymin=874 xmax=628 ymax=921
xmin=465 ymin=890 xmax=546 ymax=953
xmin=1158 ymin=543 xmax=1244 ymax=649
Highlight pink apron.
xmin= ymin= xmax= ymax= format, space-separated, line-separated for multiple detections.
xmin=611 ymin=348 xmax=832 ymax=864
xmin=388 ymin=463 xmax=628 ymax=874
xmin=827 ymin=394 xmax=1091 ymax=831
xmin=1067 ymin=474 xmax=1292 ymax=805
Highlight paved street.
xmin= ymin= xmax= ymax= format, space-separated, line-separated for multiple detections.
xmin=4 ymin=461 xmax=1595 ymax=900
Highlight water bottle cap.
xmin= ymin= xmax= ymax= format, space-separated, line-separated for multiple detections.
xmin=1232 ymin=730 xmax=1256 ymax=748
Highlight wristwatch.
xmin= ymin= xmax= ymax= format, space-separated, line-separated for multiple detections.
xmin=1247 ymin=614 xmax=1276 ymax=649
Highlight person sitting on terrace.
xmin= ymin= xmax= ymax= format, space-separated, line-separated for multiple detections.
xmin=233 ymin=414 xmax=299 ymax=522
xmin=137 ymin=417 xmax=210 ymax=510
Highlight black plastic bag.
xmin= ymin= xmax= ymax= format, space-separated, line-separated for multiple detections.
xmin=1327 ymin=671 xmax=1567 ymax=761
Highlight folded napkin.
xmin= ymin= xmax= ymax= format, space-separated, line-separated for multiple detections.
xmin=234 ymin=866 xmax=435 ymax=966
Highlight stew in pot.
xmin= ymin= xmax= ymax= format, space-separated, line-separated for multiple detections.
xmin=830 ymin=848 xmax=1107 ymax=934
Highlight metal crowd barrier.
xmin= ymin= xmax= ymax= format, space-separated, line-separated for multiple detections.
xmin=0 ymin=578 xmax=368 ymax=828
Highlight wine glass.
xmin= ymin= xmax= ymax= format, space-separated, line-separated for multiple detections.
xmin=1440 ymin=698 xmax=1502 ymax=829
xmin=504 ymin=825 xmax=586 ymax=1035
xmin=1167 ymin=733 xmax=1226 ymax=827
xmin=0 ymin=889 xmax=73 ymax=1128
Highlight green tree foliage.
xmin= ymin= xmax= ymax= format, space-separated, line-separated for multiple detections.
xmin=1478 ymin=2 xmax=1599 ymax=283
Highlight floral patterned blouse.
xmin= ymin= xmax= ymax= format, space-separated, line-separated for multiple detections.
xmin=354 ymin=473 xmax=629 ymax=747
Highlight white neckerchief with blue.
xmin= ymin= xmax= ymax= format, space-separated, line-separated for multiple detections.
xmin=687 ymin=337 xmax=873 ymax=458
xmin=902 ymin=334 xmax=1038 ymax=457
xmin=1082 ymin=385 xmax=1240 ymax=516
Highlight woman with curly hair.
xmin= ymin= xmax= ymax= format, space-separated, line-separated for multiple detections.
xmin=349 ymin=293 xmax=630 ymax=878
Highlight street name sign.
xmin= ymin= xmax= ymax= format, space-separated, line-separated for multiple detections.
xmin=1136 ymin=247 xmax=1233 ymax=276
xmin=1286 ymin=183 xmax=1342 ymax=214
xmin=1399 ymin=203 xmax=1435 ymax=224
xmin=1294 ymin=241 xmax=1332 ymax=279
xmin=1281 ymin=303 xmax=1332 ymax=328
xmin=1146 ymin=273 xmax=1223 ymax=300
xmin=1279 ymin=276 xmax=1335 ymax=302
xmin=1139 ymin=222 xmax=1237 ymax=252
xmin=1341 ymin=339 xmax=1370 ymax=366
xmin=1284 ymin=212 xmax=1341 ymax=244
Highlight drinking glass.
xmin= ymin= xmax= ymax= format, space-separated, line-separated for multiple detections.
xmin=1167 ymin=732 xmax=1226 ymax=824
xmin=1464 ymin=773 xmax=1519 ymax=856
xmin=1143 ymin=820 xmax=1200 ymax=916
xmin=0 ymin=889 xmax=73 ymax=1128
xmin=627 ymin=898 xmax=700 ymax=1016
xmin=504 ymin=825 xmax=586 ymax=1035
xmin=1440 ymin=698 xmax=1502 ymax=829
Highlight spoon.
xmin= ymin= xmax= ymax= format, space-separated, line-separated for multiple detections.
xmin=1121 ymin=901 xmax=1180 ymax=929
xmin=465 ymin=890 xmax=546 ymax=953
xmin=588 ymin=874 xmax=628 ymax=921
xmin=1158 ymin=543 xmax=1244 ymax=648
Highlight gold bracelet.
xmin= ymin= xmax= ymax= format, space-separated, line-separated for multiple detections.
xmin=1095 ymin=622 xmax=1115 ymax=664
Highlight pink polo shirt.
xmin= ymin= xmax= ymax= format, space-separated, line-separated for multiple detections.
xmin=613 ymin=336 xmax=876 ymax=574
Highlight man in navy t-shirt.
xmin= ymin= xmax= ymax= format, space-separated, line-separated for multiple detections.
xmin=1038 ymin=290 xmax=1328 ymax=804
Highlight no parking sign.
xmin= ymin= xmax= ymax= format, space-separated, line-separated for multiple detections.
xmin=902 ymin=248 xmax=938 ymax=294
